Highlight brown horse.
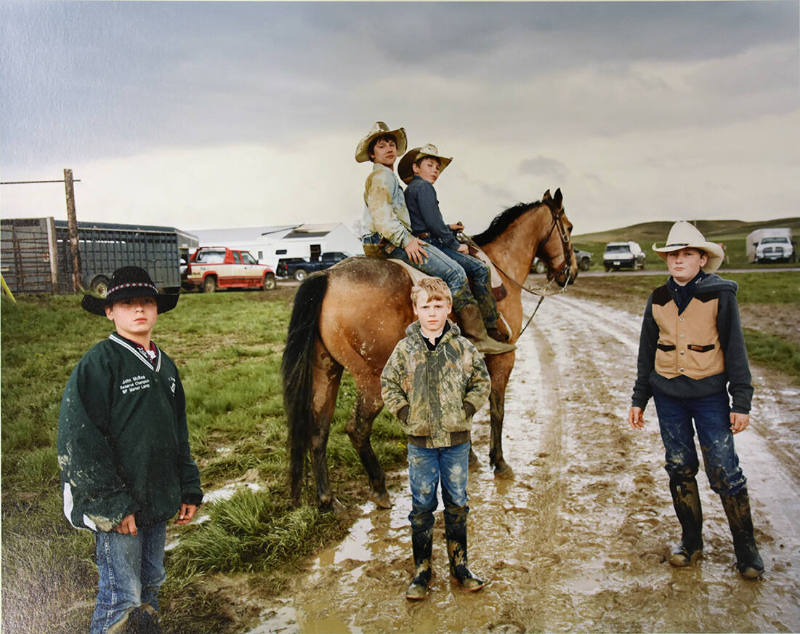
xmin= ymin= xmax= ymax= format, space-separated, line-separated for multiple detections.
xmin=282 ymin=188 xmax=577 ymax=510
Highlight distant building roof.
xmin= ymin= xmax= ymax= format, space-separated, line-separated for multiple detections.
xmin=190 ymin=223 xmax=344 ymax=243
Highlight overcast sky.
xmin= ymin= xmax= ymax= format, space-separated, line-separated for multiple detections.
xmin=1 ymin=1 xmax=798 ymax=236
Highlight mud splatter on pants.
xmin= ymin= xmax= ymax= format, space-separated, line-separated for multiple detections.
xmin=407 ymin=441 xmax=470 ymax=533
xmin=653 ymin=389 xmax=746 ymax=495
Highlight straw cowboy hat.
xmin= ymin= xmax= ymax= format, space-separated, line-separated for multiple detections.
xmin=652 ymin=221 xmax=725 ymax=273
xmin=82 ymin=265 xmax=179 ymax=315
xmin=354 ymin=121 xmax=407 ymax=163
xmin=397 ymin=144 xmax=453 ymax=184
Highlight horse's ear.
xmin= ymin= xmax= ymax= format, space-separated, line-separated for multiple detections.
xmin=543 ymin=189 xmax=552 ymax=201
xmin=554 ymin=188 xmax=563 ymax=207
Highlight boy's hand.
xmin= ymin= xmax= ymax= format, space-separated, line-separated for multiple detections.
xmin=405 ymin=237 xmax=428 ymax=265
xmin=457 ymin=244 xmax=469 ymax=254
xmin=176 ymin=503 xmax=198 ymax=525
xmin=628 ymin=406 xmax=646 ymax=429
xmin=115 ymin=514 xmax=138 ymax=536
xmin=449 ymin=222 xmax=464 ymax=232
xmin=730 ymin=412 xmax=750 ymax=434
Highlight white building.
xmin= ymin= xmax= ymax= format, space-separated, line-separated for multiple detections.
xmin=189 ymin=223 xmax=363 ymax=271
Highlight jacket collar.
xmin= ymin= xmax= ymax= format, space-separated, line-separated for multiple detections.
xmin=109 ymin=333 xmax=161 ymax=372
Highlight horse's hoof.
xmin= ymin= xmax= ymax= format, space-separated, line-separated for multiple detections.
xmin=493 ymin=461 xmax=514 ymax=479
xmin=319 ymin=496 xmax=346 ymax=515
xmin=370 ymin=489 xmax=392 ymax=509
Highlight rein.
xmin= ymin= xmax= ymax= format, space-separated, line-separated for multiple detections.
xmin=465 ymin=201 xmax=573 ymax=338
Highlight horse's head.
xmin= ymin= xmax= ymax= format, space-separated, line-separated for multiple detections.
xmin=536 ymin=188 xmax=578 ymax=286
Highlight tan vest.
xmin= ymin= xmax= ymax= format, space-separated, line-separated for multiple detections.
xmin=652 ymin=291 xmax=725 ymax=380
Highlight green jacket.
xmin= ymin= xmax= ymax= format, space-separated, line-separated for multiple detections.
xmin=57 ymin=333 xmax=203 ymax=531
xmin=381 ymin=321 xmax=491 ymax=447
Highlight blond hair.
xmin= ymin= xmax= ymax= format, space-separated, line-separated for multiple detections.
xmin=410 ymin=277 xmax=452 ymax=306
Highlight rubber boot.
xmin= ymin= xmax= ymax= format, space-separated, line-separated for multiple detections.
xmin=720 ymin=488 xmax=764 ymax=579
xmin=406 ymin=527 xmax=433 ymax=600
xmin=456 ymin=303 xmax=515 ymax=356
xmin=445 ymin=509 xmax=487 ymax=592
xmin=668 ymin=477 xmax=703 ymax=567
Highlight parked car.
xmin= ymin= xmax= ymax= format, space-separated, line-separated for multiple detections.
xmin=532 ymin=246 xmax=592 ymax=273
xmin=276 ymin=251 xmax=350 ymax=281
xmin=603 ymin=241 xmax=645 ymax=271
xmin=183 ymin=246 xmax=276 ymax=292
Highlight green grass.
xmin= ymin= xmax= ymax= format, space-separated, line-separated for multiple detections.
xmin=1 ymin=288 xmax=405 ymax=633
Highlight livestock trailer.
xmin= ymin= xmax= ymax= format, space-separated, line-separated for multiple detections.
xmin=1 ymin=217 xmax=198 ymax=295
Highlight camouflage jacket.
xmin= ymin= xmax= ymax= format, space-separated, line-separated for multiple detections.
xmin=361 ymin=163 xmax=413 ymax=248
xmin=381 ymin=321 xmax=491 ymax=446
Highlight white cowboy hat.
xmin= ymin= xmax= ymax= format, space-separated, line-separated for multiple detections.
xmin=354 ymin=121 xmax=407 ymax=163
xmin=397 ymin=144 xmax=453 ymax=184
xmin=652 ymin=221 xmax=725 ymax=273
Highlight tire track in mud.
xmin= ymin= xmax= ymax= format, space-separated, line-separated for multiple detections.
xmin=248 ymin=295 xmax=800 ymax=633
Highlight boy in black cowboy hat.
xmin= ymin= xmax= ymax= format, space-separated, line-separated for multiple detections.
xmin=57 ymin=266 xmax=203 ymax=632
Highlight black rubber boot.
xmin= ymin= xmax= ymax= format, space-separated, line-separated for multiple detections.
xmin=668 ymin=477 xmax=704 ymax=567
xmin=720 ymin=488 xmax=764 ymax=580
xmin=406 ymin=527 xmax=433 ymax=600
xmin=445 ymin=507 xmax=487 ymax=592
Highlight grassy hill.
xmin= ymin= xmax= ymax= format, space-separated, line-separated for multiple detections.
xmin=571 ymin=217 xmax=800 ymax=270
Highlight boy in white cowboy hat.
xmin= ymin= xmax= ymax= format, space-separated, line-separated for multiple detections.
xmin=58 ymin=266 xmax=203 ymax=632
xmin=355 ymin=121 xmax=513 ymax=355
xmin=628 ymin=221 xmax=763 ymax=579
xmin=399 ymin=143 xmax=510 ymax=347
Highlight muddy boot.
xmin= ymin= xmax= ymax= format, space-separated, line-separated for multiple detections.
xmin=668 ymin=477 xmax=703 ymax=567
xmin=445 ymin=509 xmax=487 ymax=592
xmin=720 ymin=488 xmax=764 ymax=579
xmin=456 ymin=303 xmax=515 ymax=356
xmin=406 ymin=527 xmax=433 ymax=600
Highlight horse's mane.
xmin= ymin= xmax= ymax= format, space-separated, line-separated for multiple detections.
xmin=471 ymin=201 xmax=541 ymax=247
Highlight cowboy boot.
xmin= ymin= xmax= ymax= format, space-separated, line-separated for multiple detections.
xmin=456 ymin=303 xmax=515 ymax=355
xmin=668 ymin=477 xmax=703 ymax=567
xmin=720 ymin=488 xmax=764 ymax=579
xmin=406 ymin=526 xmax=434 ymax=600
xmin=445 ymin=507 xmax=487 ymax=592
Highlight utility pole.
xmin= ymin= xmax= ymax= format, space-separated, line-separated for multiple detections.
xmin=63 ymin=169 xmax=83 ymax=291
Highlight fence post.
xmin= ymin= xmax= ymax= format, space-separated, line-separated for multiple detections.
xmin=64 ymin=168 xmax=82 ymax=292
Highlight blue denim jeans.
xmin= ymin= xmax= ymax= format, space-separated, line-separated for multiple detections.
xmin=91 ymin=522 xmax=167 ymax=633
xmin=653 ymin=390 xmax=746 ymax=495
xmin=363 ymin=233 xmax=474 ymax=312
xmin=429 ymin=239 xmax=498 ymax=326
xmin=407 ymin=441 xmax=470 ymax=532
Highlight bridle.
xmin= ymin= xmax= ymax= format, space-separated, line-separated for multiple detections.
xmin=465 ymin=200 xmax=574 ymax=338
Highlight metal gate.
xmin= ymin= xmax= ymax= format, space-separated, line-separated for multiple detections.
xmin=0 ymin=218 xmax=58 ymax=294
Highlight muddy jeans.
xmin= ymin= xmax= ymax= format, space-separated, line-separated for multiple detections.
xmin=653 ymin=389 xmax=746 ymax=495
xmin=362 ymin=233 xmax=475 ymax=312
xmin=407 ymin=441 xmax=470 ymax=532
xmin=91 ymin=522 xmax=166 ymax=633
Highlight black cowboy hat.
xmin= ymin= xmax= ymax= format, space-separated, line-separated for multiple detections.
xmin=81 ymin=266 xmax=179 ymax=316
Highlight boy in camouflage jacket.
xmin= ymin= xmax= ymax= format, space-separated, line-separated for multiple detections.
xmin=381 ymin=277 xmax=491 ymax=600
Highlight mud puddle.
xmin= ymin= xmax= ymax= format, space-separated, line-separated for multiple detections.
xmin=249 ymin=295 xmax=800 ymax=632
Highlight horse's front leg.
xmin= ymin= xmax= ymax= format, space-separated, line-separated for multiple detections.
xmin=345 ymin=377 xmax=391 ymax=509
xmin=486 ymin=355 xmax=514 ymax=478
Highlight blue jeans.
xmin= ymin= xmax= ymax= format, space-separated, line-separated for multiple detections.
xmin=653 ymin=390 xmax=746 ymax=495
xmin=407 ymin=441 xmax=470 ymax=532
xmin=363 ymin=233 xmax=474 ymax=312
xmin=91 ymin=522 xmax=167 ymax=633
xmin=429 ymin=239 xmax=498 ymax=326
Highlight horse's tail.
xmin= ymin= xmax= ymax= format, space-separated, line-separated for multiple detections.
xmin=281 ymin=272 xmax=329 ymax=505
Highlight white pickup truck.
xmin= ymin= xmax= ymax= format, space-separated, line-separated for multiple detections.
xmin=746 ymin=228 xmax=795 ymax=263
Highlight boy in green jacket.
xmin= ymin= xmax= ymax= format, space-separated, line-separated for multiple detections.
xmin=381 ymin=277 xmax=491 ymax=600
xmin=57 ymin=266 xmax=203 ymax=632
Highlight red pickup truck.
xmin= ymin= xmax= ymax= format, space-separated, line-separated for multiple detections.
xmin=183 ymin=247 xmax=276 ymax=292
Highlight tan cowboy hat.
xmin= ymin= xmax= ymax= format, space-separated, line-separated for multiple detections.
xmin=397 ymin=144 xmax=453 ymax=184
xmin=354 ymin=121 xmax=407 ymax=163
xmin=652 ymin=221 xmax=725 ymax=273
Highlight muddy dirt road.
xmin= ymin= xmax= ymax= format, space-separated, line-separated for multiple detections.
xmin=250 ymin=294 xmax=800 ymax=633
